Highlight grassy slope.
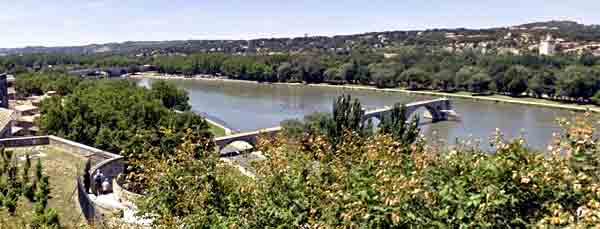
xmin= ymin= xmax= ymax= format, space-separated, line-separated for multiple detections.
xmin=0 ymin=146 xmax=88 ymax=228
xmin=209 ymin=122 xmax=227 ymax=137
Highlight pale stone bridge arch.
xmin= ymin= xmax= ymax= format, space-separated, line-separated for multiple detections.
xmin=214 ymin=98 xmax=453 ymax=155
xmin=362 ymin=98 xmax=452 ymax=123
xmin=214 ymin=126 xmax=282 ymax=155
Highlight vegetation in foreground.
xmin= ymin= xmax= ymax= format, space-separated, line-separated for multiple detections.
xmin=127 ymin=95 xmax=600 ymax=227
xmin=0 ymin=147 xmax=84 ymax=228
xmin=207 ymin=122 xmax=226 ymax=137
xmin=31 ymin=79 xmax=212 ymax=193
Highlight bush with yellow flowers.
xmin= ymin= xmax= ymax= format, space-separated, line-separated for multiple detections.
xmin=136 ymin=111 xmax=600 ymax=227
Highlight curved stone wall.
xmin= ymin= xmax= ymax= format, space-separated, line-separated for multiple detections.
xmin=113 ymin=176 xmax=143 ymax=208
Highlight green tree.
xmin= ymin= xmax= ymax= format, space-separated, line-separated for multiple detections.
xmin=399 ymin=67 xmax=430 ymax=90
xmin=557 ymin=66 xmax=599 ymax=101
xmin=432 ymin=69 xmax=456 ymax=92
xmin=339 ymin=62 xmax=357 ymax=83
xmin=276 ymin=62 xmax=293 ymax=82
xmin=467 ymin=72 xmax=492 ymax=93
xmin=454 ymin=66 xmax=481 ymax=91
xmin=326 ymin=95 xmax=365 ymax=148
xmin=378 ymin=104 xmax=420 ymax=145
xmin=369 ymin=63 xmax=397 ymax=88
xmin=324 ymin=67 xmax=343 ymax=84
xmin=528 ymin=69 xmax=557 ymax=98
xmin=150 ymin=80 xmax=191 ymax=111
xmin=504 ymin=65 xmax=531 ymax=96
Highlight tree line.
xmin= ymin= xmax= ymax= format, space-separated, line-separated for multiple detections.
xmin=151 ymin=49 xmax=600 ymax=104
xmin=5 ymin=47 xmax=600 ymax=104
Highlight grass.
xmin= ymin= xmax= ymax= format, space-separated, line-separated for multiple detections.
xmin=0 ymin=146 xmax=88 ymax=229
xmin=208 ymin=122 xmax=227 ymax=137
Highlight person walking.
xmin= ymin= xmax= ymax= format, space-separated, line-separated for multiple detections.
xmin=93 ymin=170 xmax=104 ymax=195
xmin=102 ymin=177 xmax=111 ymax=194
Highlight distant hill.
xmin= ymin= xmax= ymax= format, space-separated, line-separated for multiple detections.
xmin=2 ymin=20 xmax=599 ymax=56
xmin=517 ymin=20 xmax=583 ymax=29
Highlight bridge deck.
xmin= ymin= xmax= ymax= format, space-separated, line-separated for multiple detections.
xmin=364 ymin=98 xmax=449 ymax=115
xmin=215 ymin=98 xmax=451 ymax=150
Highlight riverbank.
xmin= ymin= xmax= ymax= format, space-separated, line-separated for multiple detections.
xmin=206 ymin=118 xmax=232 ymax=136
xmin=130 ymin=72 xmax=600 ymax=113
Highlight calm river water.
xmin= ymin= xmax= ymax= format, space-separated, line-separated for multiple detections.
xmin=137 ymin=78 xmax=575 ymax=150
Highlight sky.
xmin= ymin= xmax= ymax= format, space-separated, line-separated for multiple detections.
xmin=1 ymin=0 xmax=598 ymax=48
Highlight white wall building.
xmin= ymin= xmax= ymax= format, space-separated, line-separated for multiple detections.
xmin=539 ymin=34 xmax=556 ymax=56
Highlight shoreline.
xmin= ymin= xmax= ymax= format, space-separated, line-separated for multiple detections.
xmin=130 ymin=73 xmax=600 ymax=113
xmin=205 ymin=118 xmax=233 ymax=135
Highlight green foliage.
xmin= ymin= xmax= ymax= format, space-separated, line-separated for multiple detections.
xmin=327 ymin=95 xmax=365 ymax=147
xmin=467 ymin=71 xmax=492 ymax=93
xmin=528 ymin=69 xmax=557 ymax=98
xmin=369 ymin=63 xmax=398 ymax=88
xmin=557 ymin=66 xmax=600 ymax=100
xmin=38 ymin=79 xmax=210 ymax=193
xmin=379 ymin=104 xmax=420 ymax=145
xmin=433 ymin=69 xmax=456 ymax=92
xmin=150 ymin=80 xmax=191 ymax=111
xmin=39 ymin=79 xmax=210 ymax=154
xmin=504 ymin=65 xmax=531 ymax=96
xmin=137 ymin=112 xmax=600 ymax=227
xmin=15 ymin=72 xmax=82 ymax=96
xmin=454 ymin=66 xmax=482 ymax=91
xmin=592 ymin=91 xmax=600 ymax=105
xmin=399 ymin=67 xmax=431 ymax=90
xmin=0 ymin=148 xmax=60 ymax=227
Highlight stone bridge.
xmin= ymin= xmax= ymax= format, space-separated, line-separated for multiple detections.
xmin=214 ymin=98 xmax=452 ymax=154
xmin=215 ymin=126 xmax=282 ymax=154
xmin=362 ymin=98 xmax=452 ymax=123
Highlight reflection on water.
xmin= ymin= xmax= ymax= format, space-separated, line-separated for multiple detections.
xmin=137 ymin=78 xmax=574 ymax=150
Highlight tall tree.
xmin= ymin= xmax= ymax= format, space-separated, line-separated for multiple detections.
xmin=378 ymin=104 xmax=420 ymax=145
xmin=327 ymin=95 xmax=365 ymax=147
xmin=504 ymin=65 xmax=531 ymax=96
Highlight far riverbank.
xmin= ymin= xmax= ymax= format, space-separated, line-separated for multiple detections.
xmin=130 ymin=72 xmax=600 ymax=113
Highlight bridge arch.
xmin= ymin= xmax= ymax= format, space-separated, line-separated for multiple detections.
xmin=214 ymin=126 xmax=282 ymax=156
xmin=406 ymin=104 xmax=445 ymax=122
xmin=362 ymin=98 xmax=452 ymax=124
xmin=361 ymin=115 xmax=382 ymax=132
xmin=219 ymin=140 xmax=255 ymax=156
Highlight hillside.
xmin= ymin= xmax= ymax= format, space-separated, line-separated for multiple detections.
xmin=1 ymin=20 xmax=599 ymax=56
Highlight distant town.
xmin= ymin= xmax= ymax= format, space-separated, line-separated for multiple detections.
xmin=1 ymin=20 xmax=599 ymax=57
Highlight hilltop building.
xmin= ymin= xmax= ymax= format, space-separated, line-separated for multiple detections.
xmin=539 ymin=34 xmax=556 ymax=56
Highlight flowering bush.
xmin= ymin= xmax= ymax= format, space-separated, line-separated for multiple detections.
xmin=137 ymin=112 xmax=600 ymax=227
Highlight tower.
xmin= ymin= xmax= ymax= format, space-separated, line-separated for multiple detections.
xmin=539 ymin=34 xmax=556 ymax=56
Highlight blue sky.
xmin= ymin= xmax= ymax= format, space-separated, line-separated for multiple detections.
xmin=1 ymin=0 xmax=598 ymax=48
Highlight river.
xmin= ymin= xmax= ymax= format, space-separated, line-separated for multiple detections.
xmin=137 ymin=78 xmax=575 ymax=150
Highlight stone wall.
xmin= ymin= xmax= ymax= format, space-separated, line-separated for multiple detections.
xmin=113 ymin=177 xmax=143 ymax=208
xmin=90 ymin=156 xmax=125 ymax=193
xmin=77 ymin=178 xmax=99 ymax=224
xmin=0 ymin=135 xmax=49 ymax=147
xmin=48 ymin=136 xmax=121 ymax=165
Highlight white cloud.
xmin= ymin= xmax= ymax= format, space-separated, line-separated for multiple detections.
xmin=86 ymin=0 xmax=108 ymax=8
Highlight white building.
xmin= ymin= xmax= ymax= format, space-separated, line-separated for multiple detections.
xmin=539 ymin=34 xmax=556 ymax=56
